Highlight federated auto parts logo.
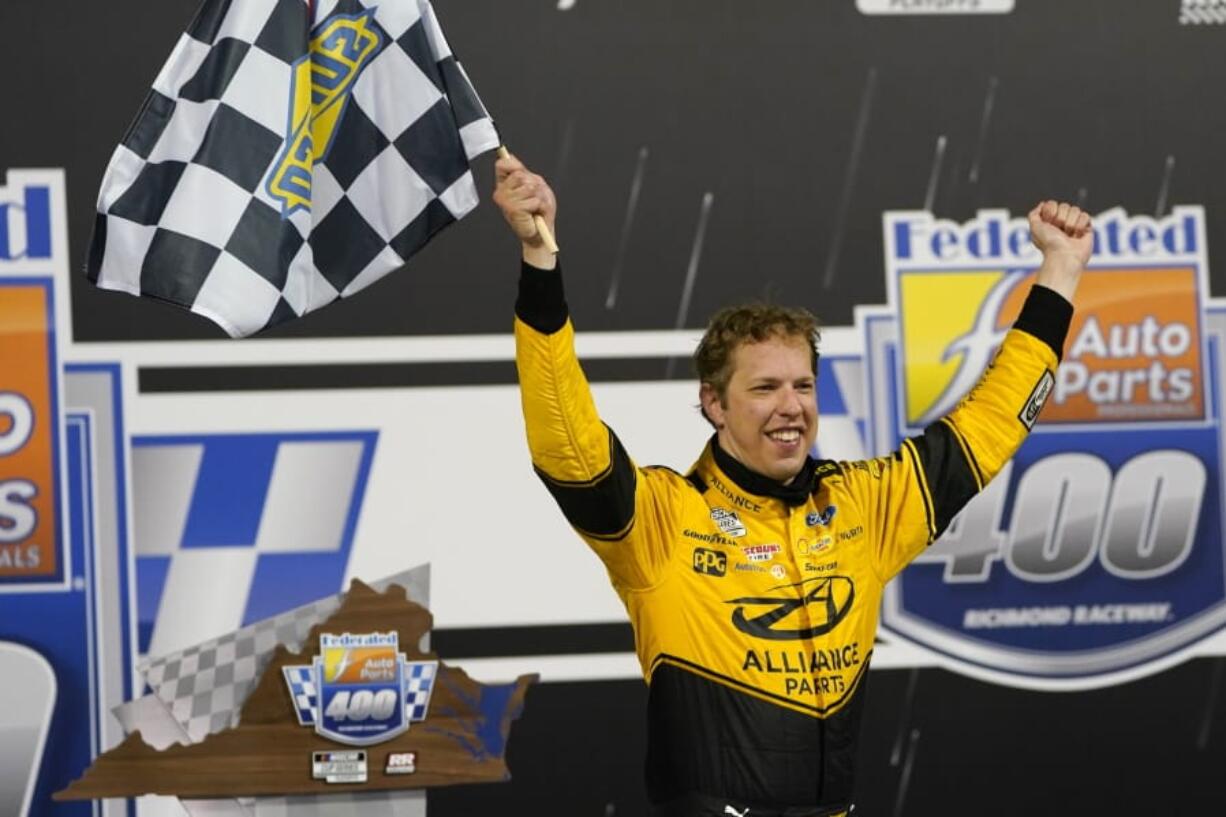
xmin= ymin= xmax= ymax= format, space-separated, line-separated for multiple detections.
xmin=283 ymin=631 xmax=437 ymax=746
xmin=1 ymin=172 xmax=65 ymax=588
xmin=868 ymin=206 xmax=1226 ymax=689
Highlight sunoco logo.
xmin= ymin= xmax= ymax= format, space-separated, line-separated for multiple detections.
xmin=872 ymin=205 xmax=1226 ymax=689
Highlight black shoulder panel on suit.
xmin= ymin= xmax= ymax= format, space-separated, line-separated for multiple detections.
xmin=535 ymin=427 xmax=637 ymax=539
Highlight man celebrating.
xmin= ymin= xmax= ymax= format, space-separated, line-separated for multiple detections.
xmin=496 ymin=153 xmax=1089 ymax=817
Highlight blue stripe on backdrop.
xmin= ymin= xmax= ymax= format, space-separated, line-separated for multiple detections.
xmin=179 ymin=437 xmax=280 ymax=548
xmin=817 ymin=356 xmax=849 ymax=417
xmin=241 ymin=550 xmax=351 ymax=625
xmin=135 ymin=555 xmax=171 ymax=655
xmin=131 ymin=431 xmax=378 ymax=658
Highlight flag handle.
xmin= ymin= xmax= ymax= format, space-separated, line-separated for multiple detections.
xmin=496 ymin=146 xmax=559 ymax=254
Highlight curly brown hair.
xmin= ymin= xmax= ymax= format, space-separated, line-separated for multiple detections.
xmin=694 ymin=303 xmax=821 ymax=423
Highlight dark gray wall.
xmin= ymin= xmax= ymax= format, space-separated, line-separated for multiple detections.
xmin=6 ymin=0 xmax=1225 ymax=340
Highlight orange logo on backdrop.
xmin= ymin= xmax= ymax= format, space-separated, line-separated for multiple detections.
xmin=324 ymin=645 xmax=399 ymax=683
xmin=0 ymin=283 xmax=59 ymax=579
xmin=996 ymin=267 xmax=1203 ymax=423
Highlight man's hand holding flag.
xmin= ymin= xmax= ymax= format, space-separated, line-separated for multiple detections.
xmin=88 ymin=0 xmax=530 ymax=337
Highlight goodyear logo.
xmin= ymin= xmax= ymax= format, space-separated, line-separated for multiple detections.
xmin=890 ymin=207 xmax=1205 ymax=427
xmin=266 ymin=10 xmax=384 ymax=216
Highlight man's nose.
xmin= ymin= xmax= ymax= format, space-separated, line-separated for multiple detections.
xmin=777 ymin=386 xmax=804 ymax=416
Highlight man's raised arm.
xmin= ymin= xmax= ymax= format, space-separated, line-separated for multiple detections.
xmin=496 ymin=154 xmax=681 ymax=589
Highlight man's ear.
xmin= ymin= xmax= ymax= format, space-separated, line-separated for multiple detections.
xmin=699 ymin=382 xmax=725 ymax=428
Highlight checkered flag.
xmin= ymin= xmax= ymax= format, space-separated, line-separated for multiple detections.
xmin=87 ymin=0 xmax=499 ymax=337
xmin=1181 ymin=0 xmax=1226 ymax=24
xmin=282 ymin=664 xmax=318 ymax=725
xmin=404 ymin=659 xmax=438 ymax=721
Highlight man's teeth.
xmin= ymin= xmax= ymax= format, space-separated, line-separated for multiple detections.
xmin=768 ymin=429 xmax=800 ymax=442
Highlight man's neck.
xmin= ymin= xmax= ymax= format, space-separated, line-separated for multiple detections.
xmin=709 ymin=436 xmax=815 ymax=507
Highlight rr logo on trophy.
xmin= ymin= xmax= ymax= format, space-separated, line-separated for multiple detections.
xmin=283 ymin=632 xmax=438 ymax=746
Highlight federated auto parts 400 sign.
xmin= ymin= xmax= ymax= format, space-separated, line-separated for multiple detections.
xmin=869 ymin=206 xmax=1226 ymax=689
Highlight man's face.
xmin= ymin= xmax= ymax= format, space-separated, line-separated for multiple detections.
xmin=701 ymin=335 xmax=818 ymax=483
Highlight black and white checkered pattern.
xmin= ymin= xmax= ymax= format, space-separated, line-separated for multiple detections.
xmin=1181 ymin=0 xmax=1226 ymax=24
xmin=118 ymin=565 xmax=428 ymax=743
xmin=282 ymin=664 xmax=317 ymax=725
xmin=88 ymin=0 xmax=499 ymax=337
xmin=404 ymin=660 xmax=437 ymax=721
xmin=279 ymin=659 xmax=437 ymax=725
xmin=141 ymin=595 xmax=341 ymax=741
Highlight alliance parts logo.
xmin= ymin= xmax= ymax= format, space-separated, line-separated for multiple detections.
xmin=727 ymin=576 xmax=856 ymax=641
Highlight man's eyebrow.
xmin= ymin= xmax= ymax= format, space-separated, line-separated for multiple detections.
xmin=747 ymin=375 xmax=815 ymax=385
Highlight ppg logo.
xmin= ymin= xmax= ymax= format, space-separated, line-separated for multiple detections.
xmin=693 ymin=548 xmax=727 ymax=577
xmin=0 ymin=184 xmax=51 ymax=261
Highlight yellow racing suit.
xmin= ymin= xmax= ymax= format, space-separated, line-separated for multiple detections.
xmin=514 ymin=261 xmax=1072 ymax=816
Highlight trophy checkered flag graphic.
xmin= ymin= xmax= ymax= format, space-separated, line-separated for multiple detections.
xmin=281 ymin=658 xmax=438 ymax=727
xmin=87 ymin=0 xmax=499 ymax=337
